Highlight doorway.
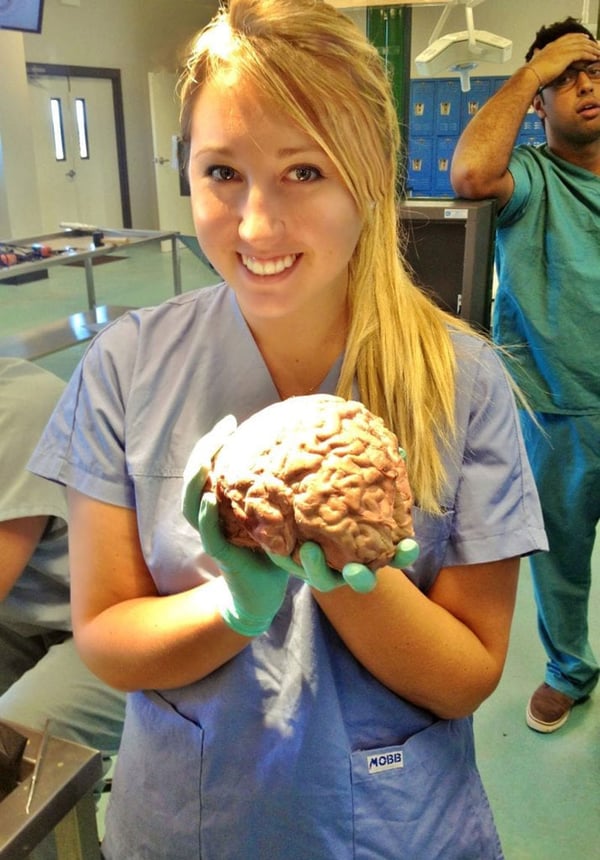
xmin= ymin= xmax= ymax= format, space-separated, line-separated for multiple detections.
xmin=26 ymin=62 xmax=132 ymax=232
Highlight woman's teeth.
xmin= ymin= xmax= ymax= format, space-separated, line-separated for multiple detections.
xmin=242 ymin=254 xmax=297 ymax=275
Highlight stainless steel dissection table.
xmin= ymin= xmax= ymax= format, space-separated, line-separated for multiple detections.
xmin=0 ymin=226 xmax=181 ymax=360
xmin=0 ymin=721 xmax=103 ymax=860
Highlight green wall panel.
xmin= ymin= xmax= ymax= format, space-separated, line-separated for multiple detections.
xmin=366 ymin=6 xmax=412 ymax=191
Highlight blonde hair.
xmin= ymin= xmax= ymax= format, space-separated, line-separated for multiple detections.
xmin=178 ymin=0 xmax=482 ymax=513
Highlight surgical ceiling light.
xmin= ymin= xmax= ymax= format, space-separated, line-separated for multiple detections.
xmin=414 ymin=0 xmax=512 ymax=92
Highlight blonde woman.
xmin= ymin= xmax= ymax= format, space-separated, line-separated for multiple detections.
xmin=31 ymin=1 xmax=546 ymax=857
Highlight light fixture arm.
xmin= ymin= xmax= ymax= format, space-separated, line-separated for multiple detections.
xmin=465 ymin=7 xmax=477 ymax=50
xmin=428 ymin=0 xmax=486 ymax=47
xmin=418 ymin=0 xmax=512 ymax=92
xmin=428 ymin=6 xmax=453 ymax=45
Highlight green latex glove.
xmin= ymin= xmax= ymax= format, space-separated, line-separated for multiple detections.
xmin=197 ymin=493 xmax=290 ymax=637
xmin=267 ymin=537 xmax=420 ymax=594
xmin=181 ymin=415 xmax=237 ymax=529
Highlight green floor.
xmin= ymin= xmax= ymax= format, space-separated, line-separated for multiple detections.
xmin=2 ymin=244 xmax=598 ymax=858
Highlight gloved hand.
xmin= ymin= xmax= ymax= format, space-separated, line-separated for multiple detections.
xmin=182 ymin=418 xmax=289 ymax=637
xmin=181 ymin=414 xmax=237 ymax=528
xmin=197 ymin=494 xmax=290 ymax=637
xmin=267 ymin=536 xmax=420 ymax=594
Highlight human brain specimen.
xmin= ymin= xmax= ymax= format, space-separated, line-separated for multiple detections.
xmin=207 ymin=394 xmax=414 ymax=571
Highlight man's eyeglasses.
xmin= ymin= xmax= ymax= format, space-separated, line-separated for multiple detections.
xmin=541 ymin=62 xmax=600 ymax=92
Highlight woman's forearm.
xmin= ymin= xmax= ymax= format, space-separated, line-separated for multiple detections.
xmin=313 ymin=559 xmax=519 ymax=719
xmin=73 ymin=577 xmax=250 ymax=691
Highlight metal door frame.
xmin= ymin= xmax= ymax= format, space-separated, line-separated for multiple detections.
xmin=26 ymin=61 xmax=132 ymax=227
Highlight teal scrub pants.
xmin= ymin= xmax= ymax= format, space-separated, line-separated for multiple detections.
xmin=520 ymin=410 xmax=600 ymax=700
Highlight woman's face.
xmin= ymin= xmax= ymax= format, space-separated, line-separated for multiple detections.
xmin=187 ymin=72 xmax=363 ymax=328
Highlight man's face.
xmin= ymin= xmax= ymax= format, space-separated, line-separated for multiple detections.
xmin=534 ymin=62 xmax=600 ymax=146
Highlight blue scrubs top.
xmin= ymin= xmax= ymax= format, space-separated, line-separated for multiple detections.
xmin=30 ymin=283 xmax=546 ymax=859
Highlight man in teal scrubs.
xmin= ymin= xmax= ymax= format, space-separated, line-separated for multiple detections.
xmin=452 ymin=17 xmax=600 ymax=732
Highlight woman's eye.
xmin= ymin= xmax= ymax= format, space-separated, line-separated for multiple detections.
xmin=288 ymin=166 xmax=322 ymax=182
xmin=207 ymin=165 xmax=238 ymax=181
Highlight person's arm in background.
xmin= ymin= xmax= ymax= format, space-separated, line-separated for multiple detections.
xmin=0 ymin=516 xmax=49 ymax=601
xmin=451 ymin=32 xmax=600 ymax=206
xmin=0 ymin=359 xmax=67 ymax=603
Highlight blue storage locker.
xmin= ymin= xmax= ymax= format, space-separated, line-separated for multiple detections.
xmin=433 ymin=135 xmax=457 ymax=197
xmin=461 ymin=77 xmax=492 ymax=126
xmin=409 ymin=79 xmax=435 ymax=136
xmin=434 ymin=78 xmax=462 ymax=136
xmin=406 ymin=136 xmax=434 ymax=196
xmin=407 ymin=75 xmax=543 ymax=197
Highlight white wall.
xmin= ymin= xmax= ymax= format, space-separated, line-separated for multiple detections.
xmin=0 ymin=34 xmax=42 ymax=236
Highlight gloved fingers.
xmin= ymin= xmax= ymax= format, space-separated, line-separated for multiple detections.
xmin=341 ymin=563 xmax=377 ymax=594
xmin=196 ymin=493 xmax=234 ymax=562
xmin=298 ymin=543 xmax=379 ymax=594
xmin=298 ymin=542 xmax=345 ymax=592
xmin=181 ymin=415 xmax=237 ymax=527
xmin=260 ymin=536 xmax=417 ymax=595
xmin=199 ymin=495 xmax=290 ymax=584
xmin=390 ymin=537 xmax=420 ymax=569
xmin=265 ymin=551 xmax=308 ymax=581
xmin=267 ymin=546 xmax=341 ymax=591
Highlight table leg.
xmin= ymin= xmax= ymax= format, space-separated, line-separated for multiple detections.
xmin=171 ymin=236 xmax=182 ymax=296
xmin=53 ymin=795 xmax=101 ymax=860
xmin=84 ymin=258 xmax=97 ymax=309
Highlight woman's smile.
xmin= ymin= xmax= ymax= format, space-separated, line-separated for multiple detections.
xmin=240 ymin=253 xmax=299 ymax=277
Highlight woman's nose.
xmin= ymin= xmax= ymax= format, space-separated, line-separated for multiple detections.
xmin=238 ymin=187 xmax=284 ymax=243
